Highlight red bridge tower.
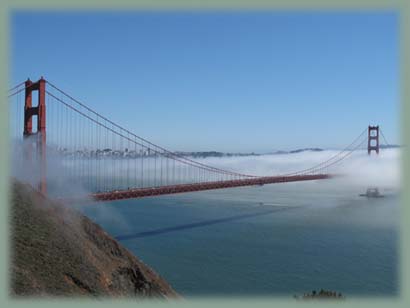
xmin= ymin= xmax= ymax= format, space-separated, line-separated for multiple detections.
xmin=367 ymin=125 xmax=379 ymax=155
xmin=24 ymin=77 xmax=47 ymax=195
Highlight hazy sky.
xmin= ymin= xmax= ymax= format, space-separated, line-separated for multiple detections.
xmin=11 ymin=11 xmax=399 ymax=152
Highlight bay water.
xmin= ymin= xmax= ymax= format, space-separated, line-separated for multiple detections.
xmin=79 ymin=178 xmax=399 ymax=297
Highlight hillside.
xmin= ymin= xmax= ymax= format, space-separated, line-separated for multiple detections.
xmin=10 ymin=180 xmax=178 ymax=298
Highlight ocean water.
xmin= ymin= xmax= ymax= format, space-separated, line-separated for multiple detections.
xmin=78 ymin=178 xmax=399 ymax=297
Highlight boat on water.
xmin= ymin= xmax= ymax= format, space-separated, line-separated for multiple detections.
xmin=359 ymin=187 xmax=384 ymax=198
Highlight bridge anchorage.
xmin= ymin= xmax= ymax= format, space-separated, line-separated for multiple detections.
xmin=8 ymin=77 xmax=390 ymax=202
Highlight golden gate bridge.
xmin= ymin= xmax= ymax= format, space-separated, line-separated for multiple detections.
xmin=7 ymin=77 xmax=389 ymax=202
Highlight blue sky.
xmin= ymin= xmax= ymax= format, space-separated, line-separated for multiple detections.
xmin=11 ymin=11 xmax=398 ymax=152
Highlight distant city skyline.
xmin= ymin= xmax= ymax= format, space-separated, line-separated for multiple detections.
xmin=11 ymin=11 xmax=398 ymax=152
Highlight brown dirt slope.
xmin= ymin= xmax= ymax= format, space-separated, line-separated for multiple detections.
xmin=10 ymin=180 xmax=178 ymax=298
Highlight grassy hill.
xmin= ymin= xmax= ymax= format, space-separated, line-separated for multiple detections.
xmin=10 ymin=180 xmax=178 ymax=298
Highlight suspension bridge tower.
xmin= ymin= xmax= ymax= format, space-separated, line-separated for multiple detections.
xmin=23 ymin=77 xmax=47 ymax=195
xmin=367 ymin=125 xmax=379 ymax=155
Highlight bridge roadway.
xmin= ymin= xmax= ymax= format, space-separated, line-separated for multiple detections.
xmin=89 ymin=174 xmax=332 ymax=202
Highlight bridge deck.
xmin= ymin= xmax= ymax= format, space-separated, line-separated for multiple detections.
xmin=85 ymin=174 xmax=332 ymax=202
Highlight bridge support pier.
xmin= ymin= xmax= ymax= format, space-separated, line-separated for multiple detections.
xmin=24 ymin=77 xmax=47 ymax=195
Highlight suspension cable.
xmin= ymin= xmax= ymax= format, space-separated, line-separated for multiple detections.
xmin=8 ymin=81 xmax=26 ymax=93
xmin=10 ymin=79 xmax=376 ymax=181
xmin=46 ymin=90 xmax=247 ymax=177
xmin=380 ymin=129 xmax=390 ymax=146
xmin=282 ymin=127 xmax=368 ymax=176
xmin=46 ymin=80 xmax=255 ymax=178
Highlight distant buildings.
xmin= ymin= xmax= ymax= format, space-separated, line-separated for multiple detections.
xmin=53 ymin=148 xmax=261 ymax=159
